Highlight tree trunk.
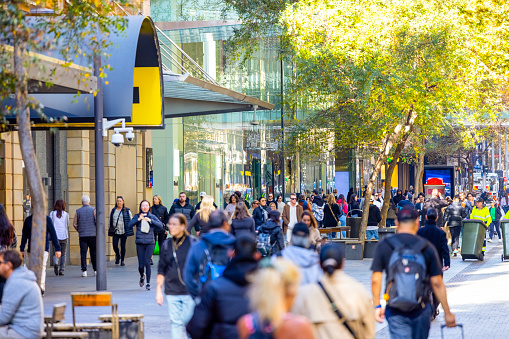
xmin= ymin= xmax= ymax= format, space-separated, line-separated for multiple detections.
xmin=14 ymin=35 xmax=47 ymax=286
xmin=359 ymin=109 xmax=417 ymax=245
xmin=380 ymin=141 xmax=406 ymax=228
xmin=414 ymin=147 xmax=425 ymax=196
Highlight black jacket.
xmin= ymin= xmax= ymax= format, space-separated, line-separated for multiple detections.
xmin=187 ymin=256 xmax=258 ymax=339
xmin=348 ymin=200 xmax=362 ymax=217
xmin=489 ymin=206 xmax=503 ymax=222
xmin=417 ymin=221 xmax=450 ymax=268
xmin=444 ymin=202 xmax=467 ymax=228
xmin=393 ymin=193 xmax=404 ymax=205
xmin=157 ymin=235 xmax=196 ymax=295
xmin=257 ymin=220 xmax=285 ymax=253
xmin=423 ymin=197 xmax=449 ymax=227
xmin=109 ymin=207 xmax=132 ymax=236
xmin=151 ymin=204 xmax=169 ymax=232
xmin=323 ymin=203 xmax=341 ymax=227
xmin=367 ymin=204 xmax=382 ymax=227
xmin=169 ymin=202 xmax=196 ymax=222
xmin=252 ymin=207 xmax=266 ymax=227
xmin=20 ymin=216 xmax=61 ymax=253
xmin=231 ymin=217 xmax=256 ymax=238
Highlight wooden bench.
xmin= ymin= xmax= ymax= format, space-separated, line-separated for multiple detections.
xmin=49 ymin=292 xmax=119 ymax=339
xmin=319 ymin=228 xmax=332 ymax=235
xmin=44 ymin=303 xmax=89 ymax=339
xmin=99 ymin=314 xmax=144 ymax=339
xmin=98 ymin=314 xmax=144 ymax=322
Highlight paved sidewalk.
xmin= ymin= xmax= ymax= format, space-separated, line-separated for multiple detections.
xmin=42 ymin=240 xmax=508 ymax=338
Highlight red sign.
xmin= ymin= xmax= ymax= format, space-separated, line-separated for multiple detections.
xmin=425 ymin=177 xmax=444 ymax=185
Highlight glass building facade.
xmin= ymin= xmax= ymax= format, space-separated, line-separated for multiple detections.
xmin=150 ymin=0 xmax=338 ymax=207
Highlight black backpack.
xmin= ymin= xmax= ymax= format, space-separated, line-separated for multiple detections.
xmin=198 ymin=240 xmax=230 ymax=285
xmin=385 ymin=236 xmax=430 ymax=312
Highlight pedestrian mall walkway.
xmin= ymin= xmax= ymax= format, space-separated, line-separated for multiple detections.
xmin=42 ymin=240 xmax=508 ymax=338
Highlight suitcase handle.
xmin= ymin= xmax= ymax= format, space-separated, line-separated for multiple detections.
xmin=441 ymin=324 xmax=463 ymax=329
xmin=441 ymin=324 xmax=464 ymax=339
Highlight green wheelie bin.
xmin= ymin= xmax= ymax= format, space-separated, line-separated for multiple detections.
xmin=461 ymin=219 xmax=488 ymax=261
xmin=500 ymin=220 xmax=509 ymax=261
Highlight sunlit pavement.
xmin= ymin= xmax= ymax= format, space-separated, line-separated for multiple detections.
xmin=342 ymin=240 xmax=507 ymax=338
xmin=42 ymin=239 xmax=507 ymax=338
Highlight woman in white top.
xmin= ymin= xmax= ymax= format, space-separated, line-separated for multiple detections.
xmin=224 ymin=194 xmax=238 ymax=219
xmin=276 ymin=195 xmax=285 ymax=215
xmin=50 ymin=199 xmax=69 ymax=276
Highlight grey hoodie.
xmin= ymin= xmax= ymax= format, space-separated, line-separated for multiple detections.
xmin=0 ymin=267 xmax=43 ymax=339
xmin=278 ymin=245 xmax=323 ymax=285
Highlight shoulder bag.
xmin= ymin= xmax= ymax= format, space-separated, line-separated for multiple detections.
xmin=328 ymin=204 xmax=340 ymax=226
xmin=318 ymin=281 xmax=357 ymax=338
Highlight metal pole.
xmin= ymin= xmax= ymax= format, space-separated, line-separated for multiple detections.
xmin=94 ymin=55 xmax=107 ymax=291
xmin=280 ymin=58 xmax=285 ymax=199
xmin=499 ymin=133 xmax=502 ymax=172
xmin=492 ymin=143 xmax=495 ymax=172
xmin=482 ymin=141 xmax=486 ymax=192
xmin=506 ymin=129 xmax=508 ymax=179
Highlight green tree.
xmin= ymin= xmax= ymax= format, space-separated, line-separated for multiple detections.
xmin=0 ymin=0 xmax=125 ymax=284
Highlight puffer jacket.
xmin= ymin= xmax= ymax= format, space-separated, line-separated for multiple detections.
xmin=444 ymin=202 xmax=467 ymax=228
xmin=258 ymin=220 xmax=285 ymax=253
xmin=127 ymin=212 xmax=164 ymax=244
xmin=187 ymin=256 xmax=258 ymax=339
xmin=169 ymin=202 xmax=196 ymax=222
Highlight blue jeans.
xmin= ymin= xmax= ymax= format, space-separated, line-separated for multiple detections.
xmin=167 ymin=295 xmax=195 ymax=339
xmin=339 ymin=215 xmax=347 ymax=238
xmin=366 ymin=229 xmax=379 ymax=240
xmin=386 ymin=303 xmax=433 ymax=339
xmin=490 ymin=221 xmax=502 ymax=240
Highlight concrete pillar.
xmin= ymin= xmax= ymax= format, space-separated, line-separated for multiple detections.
xmin=66 ymin=130 xmax=90 ymax=265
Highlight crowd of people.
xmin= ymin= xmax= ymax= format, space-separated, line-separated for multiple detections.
xmin=2 ymin=185 xmax=502 ymax=338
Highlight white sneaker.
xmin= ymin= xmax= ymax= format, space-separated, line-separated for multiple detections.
xmin=487 ymin=239 xmax=493 ymax=243
xmin=94 ymin=271 xmax=97 ymax=276
xmin=82 ymin=271 xmax=87 ymax=277
xmin=499 ymin=239 xmax=503 ymax=243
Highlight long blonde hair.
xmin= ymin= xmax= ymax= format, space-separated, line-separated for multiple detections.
xmin=326 ymin=193 xmax=336 ymax=205
xmin=198 ymin=195 xmax=216 ymax=223
xmin=248 ymin=258 xmax=300 ymax=328
xmin=153 ymin=195 xmax=163 ymax=206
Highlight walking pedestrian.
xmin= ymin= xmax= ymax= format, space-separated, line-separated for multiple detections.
xmin=237 ymin=258 xmax=314 ymax=339
xmin=293 ymin=243 xmax=376 ymax=339
xmin=443 ymin=196 xmax=466 ymax=256
xmin=230 ymin=202 xmax=256 ymax=238
xmin=225 ymin=194 xmax=238 ymax=220
xmin=20 ymin=214 xmax=61 ymax=294
xmin=257 ymin=210 xmax=285 ymax=256
xmin=109 ymin=196 xmax=132 ymax=266
xmin=500 ymin=192 xmax=509 ymax=213
xmin=417 ymin=209 xmax=450 ymax=320
xmin=371 ymin=208 xmax=456 ymax=338
xmin=488 ymin=200 xmax=503 ymax=243
xmin=423 ymin=189 xmax=449 ymax=227
xmin=311 ymin=194 xmax=325 ymax=228
xmin=337 ymin=194 xmax=348 ymax=228
xmin=73 ymin=195 xmax=96 ymax=277
xmin=267 ymin=193 xmax=276 ymax=207
xmin=187 ymin=235 xmax=260 ymax=339
xmin=459 ymin=192 xmax=472 ymax=216
xmin=152 ymin=195 xmax=169 ymax=261
xmin=0 ymin=204 xmax=17 ymax=303
xmin=324 ymin=194 xmax=341 ymax=238
xmin=276 ymin=195 xmax=285 ymax=215
xmin=277 ymin=223 xmax=322 ymax=285
xmin=414 ymin=194 xmax=426 ymax=226
xmin=298 ymin=194 xmax=310 ymax=211
xmin=348 ymin=194 xmax=362 ymax=217
xmin=183 ymin=210 xmax=235 ymax=299
xmin=385 ymin=199 xmax=397 ymax=227
xmin=347 ymin=187 xmax=354 ymax=206
xmin=269 ymin=202 xmax=277 ymax=211
xmin=366 ymin=196 xmax=382 ymax=240
xmin=169 ymin=192 xmax=196 ymax=224
xmin=393 ymin=189 xmax=403 ymax=205
xmin=50 ymin=200 xmax=69 ymax=275
xmin=301 ymin=211 xmax=321 ymax=251
xmin=156 ymin=213 xmax=196 ymax=339
xmin=127 ymin=200 xmax=164 ymax=291
xmin=187 ymin=195 xmax=216 ymax=236
xmin=282 ymin=193 xmax=303 ymax=243
xmin=196 ymin=191 xmax=217 ymax=210
xmin=470 ymin=198 xmax=491 ymax=254
xmin=253 ymin=199 xmax=268 ymax=228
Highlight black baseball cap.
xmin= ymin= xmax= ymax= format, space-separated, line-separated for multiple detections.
xmin=397 ymin=207 xmax=419 ymax=222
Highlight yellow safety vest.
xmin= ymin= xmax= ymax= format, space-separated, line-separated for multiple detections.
xmin=470 ymin=207 xmax=492 ymax=227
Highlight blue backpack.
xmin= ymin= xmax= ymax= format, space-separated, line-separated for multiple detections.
xmin=199 ymin=241 xmax=229 ymax=284
xmin=385 ymin=236 xmax=430 ymax=312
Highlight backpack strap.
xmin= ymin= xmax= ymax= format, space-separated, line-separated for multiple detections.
xmin=412 ymin=237 xmax=429 ymax=253
xmin=317 ymin=281 xmax=357 ymax=339
xmin=385 ymin=235 xmax=404 ymax=250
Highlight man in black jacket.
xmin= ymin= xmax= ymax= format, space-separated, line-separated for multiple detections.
xmin=187 ymin=235 xmax=259 ymax=339
xmin=168 ymin=192 xmax=196 ymax=224
xmin=417 ymin=208 xmax=450 ymax=319
xmin=367 ymin=196 xmax=382 ymax=240
xmin=444 ymin=196 xmax=467 ymax=256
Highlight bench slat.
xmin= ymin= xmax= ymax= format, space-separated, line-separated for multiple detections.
xmin=49 ymin=323 xmax=113 ymax=331
xmin=98 ymin=314 xmax=144 ymax=322
xmin=43 ymin=332 xmax=89 ymax=338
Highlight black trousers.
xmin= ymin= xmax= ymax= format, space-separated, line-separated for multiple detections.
xmin=137 ymin=244 xmax=155 ymax=284
xmin=450 ymin=226 xmax=462 ymax=251
xmin=79 ymin=236 xmax=97 ymax=272
xmin=112 ymin=234 xmax=127 ymax=261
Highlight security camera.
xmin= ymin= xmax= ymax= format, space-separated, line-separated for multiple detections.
xmin=125 ymin=130 xmax=135 ymax=142
xmin=111 ymin=132 xmax=124 ymax=147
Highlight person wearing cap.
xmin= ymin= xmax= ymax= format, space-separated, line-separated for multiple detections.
xmin=72 ymin=195 xmax=97 ymax=277
xmin=293 ymin=243 xmax=375 ymax=339
xmin=470 ymin=198 xmax=491 ymax=254
xmin=187 ymin=235 xmax=260 ymax=338
xmin=371 ymin=208 xmax=456 ymax=338
xmin=276 ymin=222 xmax=322 ymax=285
xmin=196 ymin=192 xmax=218 ymax=211
xmin=417 ymin=208 xmax=450 ymax=320
xmin=366 ymin=195 xmax=382 ymax=240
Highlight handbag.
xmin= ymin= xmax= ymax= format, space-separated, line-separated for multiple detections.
xmin=108 ymin=211 xmax=121 ymax=236
xmin=318 ymin=281 xmax=357 ymax=338
xmin=328 ymin=204 xmax=340 ymax=226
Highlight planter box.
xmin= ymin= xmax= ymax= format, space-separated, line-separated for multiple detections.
xmin=363 ymin=240 xmax=378 ymax=259
xmin=378 ymin=227 xmax=396 ymax=243
xmin=344 ymin=242 xmax=364 ymax=260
